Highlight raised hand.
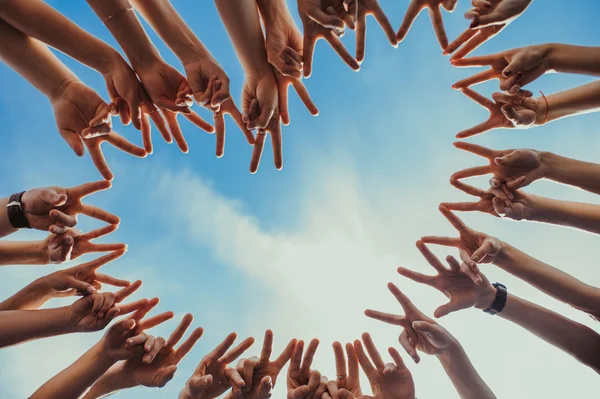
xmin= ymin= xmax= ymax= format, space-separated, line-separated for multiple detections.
xmin=445 ymin=8 xmax=505 ymax=60
xmin=451 ymin=45 xmax=550 ymax=92
xmin=180 ymin=333 xmax=255 ymax=399
xmin=157 ymin=108 xmax=216 ymax=154
xmin=38 ymin=249 xmax=129 ymax=298
xmin=451 ymin=141 xmax=547 ymax=188
xmin=297 ymin=0 xmax=360 ymax=78
xmin=47 ymin=224 xmax=126 ymax=262
xmin=232 ymin=330 xmax=296 ymax=398
xmin=397 ymin=241 xmax=496 ymax=317
xmin=350 ymin=333 xmax=415 ymax=398
xmin=354 ymin=0 xmax=397 ymax=63
xmin=323 ymin=342 xmax=362 ymax=399
xmin=20 ymin=180 xmax=119 ymax=234
xmin=456 ymin=88 xmax=542 ymax=138
xmin=51 ymin=80 xmax=147 ymax=181
xmin=421 ymin=206 xmax=503 ymax=283
xmin=287 ymin=339 xmax=327 ymax=399
xmin=120 ymin=314 xmax=204 ymax=388
xmin=65 ymin=280 xmax=144 ymax=332
xmin=467 ymin=0 xmax=533 ymax=30
xmin=396 ymin=0 xmax=458 ymax=51
xmin=103 ymin=54 xmax=143 ymax=130
xmin=443 ymin=178 xmax=532 ymax=220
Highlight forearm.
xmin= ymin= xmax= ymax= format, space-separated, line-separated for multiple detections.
xmin=0 ymin=278 xmax=53 ymax=311
xmin=542 ymin=151 xmax=600 ymax=195
xmin=214 ymin=0 xmax=271 ymax=74
xmin=0 ymin=241 xmax=50 ymax=266
xmin=0 ymin=20 xmax=77 ymax=101
xmin=543 ymin=80 xmax=600 ymax=124
xmin=546 ymin=43 xmax=600 ymax=77
xmin=31 ymin=342 xmax=115 ymax=399
xmin=0 ymin=0 xmax=119 ymax=74
xmin=256 ymin=0 xmax=294 ymax=27
xmin=436 ymin=343 xmax=496 ymax=399
xmin=130 ymin=0 xmax=210 ymax=65
xmin=500 ymin=294 xmax=600 ymax=373
xmin=495 ymin=243 xmax=600 ymax=315
xmin=0 ymin=197 xmax=18 ymax=238
xmin=0 ymin=307 xmax=74 ymax=348
xmin=86 ymin=0 xmax=161 ymax=69
xmin=525 ymin=194 xmax=600 ymax=235
xmin=83 ymin=363 xmax=135 ymax=399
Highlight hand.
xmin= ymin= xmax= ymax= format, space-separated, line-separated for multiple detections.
xmin=99 ymin=300 xmax=174 ymax=362
xmin=20 ymin=180 xmax=119 ymax=234
xmin=47 ymin=224 xmax=127 ymax=262
xmin=66 ymin=280 xmax=144 ymax=332
xmin=138 ymin=90 xmax=174 ymax=154
xmin=322 ymin=342 xmax=362 ymax=399
xmin=297 ymin=0 xmax=360 ymax=78
xmin=350 ymin=333 xmax=415 ymax=398
xmin=421 ymin=205 xmax=504 ymax=283
xmin=467 ymin=0 xmax=533 ymax=29
xmin=287 ymin=339 xmax=327 ymax=399
xmin=120 ymin=313 xmax=204 ymax=388
xmin=443 ymin=178 xmax=534 ymax=221
xmin=365 ymin=284 xmax=450 ymax=363
xmin=451 ymin=44 xmax=550 ymax=92
xmin=135 ymin=58 xmax=193 ymax=114
xmin=37 ymin=249 xmax=129 ymax=298
xmin=158 ymin=108 xmax=216 ymax=154
xmin=103 ymin=52 xmax=143 ymax=130
xmin=445 ymin=15 xmax=504 ymax=60
xmin=51 ymin=80 xmax=147 ymax=181
xmin=397 ymin=241 xmax=496 ymax=317
xmin=451 ymin=141 xmax=547 ymax=188
xmin=396 ymin=0 xmax=458 ymax=51
xmin=354 ymin=0 xmax=397 ymax=63
xmin=180 ymin=332 xmax=255 ymax=399
xmin=232 ymin=330 xmax=296 ymax=398
xmin=456 ymin=88 xmax=543 ymax=138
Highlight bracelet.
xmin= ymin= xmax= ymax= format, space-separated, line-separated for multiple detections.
xmin=103 ymin=6 xmax=133 ymax=24
xmin=7 ymin=192 xmax=30 ymax=229
xmin=539 ymin=90 xmax=549 ymax=125
xmin=483 ymin=283 xmax=507 ymax=316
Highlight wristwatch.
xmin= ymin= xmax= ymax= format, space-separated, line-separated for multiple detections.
xmin=6 ymin=192 xmax=30 ymax=229
xmin=484 ymin=283 xmax=507 ymax=315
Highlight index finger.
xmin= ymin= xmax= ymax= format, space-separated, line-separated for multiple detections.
xmin=451 ymin=54 xmax=496 ymax=67
xmin=274 ymin=338 xmax=297 ymax=369
xmin=453 ymin=141 xmax=495 ymax=158
xmin=361 ymin=333 xmax=385 ymax=370
xmin=439 ymin=205 xmax=467 ymax=231
xmin=300 ymin=339 xmax=319 ymax=372
xmin=79 ymin=204 xmax=120 ymax=225
xmin=83 ymin=249 xmax=126 ymax=272
xmin=184 ymin=110 xmax=215 ymax=133
xmin=71 ymin=180 xmax=112 ymax=199
xmin=114 ymin=280 xmax=142 ymax=302
xmin=289 ymin=339 xmax=304 ymax=372
xmin=208 ymin=332 xmax=237 ymax=360
xmin=352 ymin=339 xmax=374 ymax=376
xmin=428 ymin=6 xmax=448 ymax=49
xmin=175 ymin=327 xmax=205 ymax=361
xmin=333 ymin=341 xmax=347 ymax=377
xmin=221 ymin=336 xmax=256 ymax=364
xmin=415 ymin=240 xmax=446 ymax=272
xmin=260 ymin=329 xmax=274 ymax=362
xmin=387 ymin=282 xmax=417 ymax=313
xmin=139 ymin=311 xmax=175 ymax=330
xmin=167 ymin=313 xmax=194 ymax=348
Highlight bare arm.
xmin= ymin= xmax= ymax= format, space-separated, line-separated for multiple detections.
xmin=0 ymin=241 xmax=51 ymax=266
xmin=542 ymin=151 xmax=600 ymax=195
xmin=0 ymin=307 xmax=73 ymax=348
xmin=500 ymin=294 xmax=600 ymax=373
xmin=0 ymin=196 xmax=18 ymax=238
xmin=0 ymin=279 xmax=53 ymax=311
xmin=495 ymin=243 xmax=600 ymax=318
xmin=524 ymin=194 xmax=600 ymax=235
xmin=541 ymin=80 xmax=600 ymax=124
xmin=547 ymin=43 xmax=600 ymax=77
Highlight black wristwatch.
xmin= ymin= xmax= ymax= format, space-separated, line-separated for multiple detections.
xmin=7 ymin=192 xmax=30 ymax=229
xmin=484 ymin=283 xmax=507 ymax=315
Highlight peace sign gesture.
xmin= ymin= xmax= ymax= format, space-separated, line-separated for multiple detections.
xmin=121 ymin=313 xmax=204 ymax=388
xmin=350 ymin=333 xmax=415 ymax=398
xmin=396 ymin=0 xmax=458 ymax=50
xmin=323 ymin=341 xmax=362 ymax=399
xmin=287 ymin=339 xmax=327 ymax=399
xmin=47 ymin=224 xmax=126 ymax=262
xmin=181 ymin=332 xmax=255 ymax=399
xmin=354 ymin=0 xmax=397 ymax=63
xmin=297 ymin=0 xmax=360 ymax=78
xmin=397 ymin=241 xmax=496 ymax=318
xmin=451 ymin=141 xmax=546 ymax=188
xmin=20 ymin=180 xmax=118 ymax=234
xmin=457 ymin=88 xmax=542 ymax=138
xmin=421 ymin=206 xmax=503 ymax=283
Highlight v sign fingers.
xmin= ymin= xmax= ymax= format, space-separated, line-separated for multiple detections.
xmin=355 ymin=0 xmax=397 ymax=64
xmin=397 ymin=0 xmax=456 ymax=50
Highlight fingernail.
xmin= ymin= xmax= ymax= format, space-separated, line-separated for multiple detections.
xmin=87 ymin=286 xmax=95 ymax=294
xmin=516 ymin=71 xmax=524 ymax=79
xmin=144 ymin=355 xmax=151 ymax=363
xmin=508 ymin=192 xmax=514 ymax=200
xmin=476 ymin=277 xmax=482 ymax=285
xmin=471 ymin=255 xmax=479 ymax=262
xmin=504 ymin=69 xmax=512 ymax=77
xmin=505 ymin=200 xmax=511 ymax=206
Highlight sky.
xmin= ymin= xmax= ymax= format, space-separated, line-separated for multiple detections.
xmin=0 ymin=0 xmax=599 ymax=398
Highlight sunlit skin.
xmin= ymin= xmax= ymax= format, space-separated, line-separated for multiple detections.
xmin=179 ymin=333 xmax=255 ymax=399
xmin=45 ymin=224 xmax=127 ymax=264
xmin=286 ymin=339 xmax=327 ymax=399
xmin=322 ymin=342 xmax=363 ymax=399
xmin=353 ymin=0 xmax=397 ymax=63
xmin=396 ymin=0 xmax=458 ymax=51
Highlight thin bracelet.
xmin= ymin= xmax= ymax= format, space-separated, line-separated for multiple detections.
xmin=103 ymin=6 xmax=133 ymax=24
xmin=539 ymin=90 xmax=549 ymax=124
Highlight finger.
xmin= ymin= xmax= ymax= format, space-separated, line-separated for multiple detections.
xmin=451 ymin=165 xmax=491 ymax=180
xmin=452 ymin=68 xmax=496 ymax=89
xmin=397 ymin=266 xmax=436 ymax=284
xmin=274 ymin=338 xmax=297 ymax=369
xmin=223 ymin=100 xmax=254 ymax=145
xmin=450 ymin=178 xmax=486 ymax=198
xmin=451 ymin=28 xmax=501 ymax=60
xmin=144 ymin=336 xmax=166 ymax=364
xmin=420 ymin=236 xmax=461 ymax=247
xmin=270 ymin=123 xmax=283 ymax=170
xmin=506 ymin=176 xmax=527 ymax=190
xmin=361 ymin=332 xmax=385 ymax=370
xmin=59 ymin=130 xmax=85 ymax=156
xmin=456 ymin=119 xmax=497 ymax=139
xmin=387 ymin=282 xmax=419 ymax=313
xmin=301 ymin=338 xmax=319 ymax=372
xmin=461 ymin=87 xmax=494 ymax=109
xmin=126 ymin=333 xmax=148 ymax=347
xmin=167 ymin=313 xmax=194 ymax=348
xmin=388 ymin=347 xmax=407 ymax=369
xmin=459 ymin=257 xmax=482 ymax=285
xmin=356 ymin=13 xmax=366 ymax=63
xmin=453 ymin=140 xmax=495 ymax=158
xmin=291 ymin=79 xmax=319 ymax=117
xmin=397 ymin=2 xmax=423 ymax=42
xmin=138 ymin=311 xmax=175 ymax=330
xmin=415 ymin=240 xmax=447 ymax=272
xmin=148 ymin=108 xmax=172 ymax=144
xmin=346 ymin=342 xmax=359 ymax=380
xmin=98 ymin=293 xmax=115 ymax=318
xmin=184 ymin=110 xmax=215 ymax=133
xmin=277 ymin=79 xmax=290 ymax=126
xmin=364 ymin=309 xmax=405 ymax=326
xmin=208 ymin=332 xmax=237 ymax=361
xmin=398 ymin=330 xmax=419 ymax=363
xmin=353 ymin=339 xmax=375 ymax=375
xmin=446 ymin=255 xmax=461 ymax=272
xmin=105 ymin=132 xmax=147 ymax=158
xmin=471 ymin=240 xmax=494 ymax=264
xmin=439 ymin=205 xmax=467 ymax=231
xmin=307 ymin=370 xmax=321 ymax=394
xmin=434 ymin=300 xmax=464 ymax=318
xmin=154 ymin=365 xmax=178 ymax=388
xmin=307 ymin=5 xmax=345 ymax=29
xmin=450 ymin=53 xmax=496 ymax=67
xmin=440 ymin=201 xmax=481 ymax=212
xmin=258 ymin=376 xmax=272 ymax=398
xmin=194 ymin=75 xmax=216 ymax=107
xmin=289 ymin=339 xmax=304 ymax=372
xmin=86 ymin=143 xmax=113 ymax=181
xmin=175 ymin=327 xmax=204 ymax=361
xmin=118 ymin=298 xmax=149 ymax=315
xmin=445 ymin=28 xmax=477 ymax=55
xmin=250 ymin=131 xmax=266 ymax=174
xmin=80 ymin=224 xmax=118 ymax=240
xmin=333 ymin=341 xmax=347 ymax=377
xmin=95 ymin=272 xmax=130 ymax=287
xmin=140 ymin=112 xmax=153 ymax=154
xmin=303 ymin=33 xmax=317 ymax=78
xmin=84 ymin=248 xmax=126 ymax=272
xmin=163 ymin=110 xmax=189 ymax=153
xmin=143 ymin=335 xmax=155 ymax=352
xmin=114 ymin=280 xmax=142 ymax=302
xmin=225 ymin=368 xmax=246 ymax=390
xmin=372 ymin=4 xmax=397 ymax=47
xmin=79 ymin=204 xmax=120 ymax=225
xmin=215 ymin=112 xmax=226 ymax=158
xmin=324 ymin=33 xmax=360 ymax=71
xmin=429 ymin=6 xmax=448 ymax=49
xmin=68 ymin=278 xmax=96 ymax=295
xmin=222 ymin=336 xmax=256 ymax=364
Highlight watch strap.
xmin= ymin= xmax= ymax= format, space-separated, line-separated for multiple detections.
xmin=7 ymin=192 xmax=30 ymax=229
xmin=484 ymin=283 xmax=507 ymax=315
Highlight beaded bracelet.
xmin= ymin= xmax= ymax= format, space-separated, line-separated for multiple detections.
xmin=539 ymin=90 xmax=549 ymax=125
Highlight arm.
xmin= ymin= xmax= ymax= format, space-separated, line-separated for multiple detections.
xmin=500 ymin=294 xmax=600 ymax=373
xmin=542 ymin=151 xmax=600 ymax=195
xmin=0 ymin=240 xmax=51 ymax=266
xmin=540 ymin=80 xmax=600 ymax=125
xmin=547 ymin=43 xmax=600 ymax=77
xmin=0 ymin=279 xmax=53 ymax=311
xmin=30 ymin=342 xmax=115 ymax=399
xmin=0 ymin=196 xmax=18 ymax=238
xmin=436 ymin=340 xmax=496 ymax=399
xmin=82 ymin=363 xmax=135 ymax=399
xmin=0 ymin=307 xmax=73 ymax=348
xmin=523 ymin=194 xmax=600 ymax=235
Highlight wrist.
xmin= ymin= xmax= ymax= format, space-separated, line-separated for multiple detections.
xmin=257 ymin=0 xmax=290 ymax=26
xmin=178 ymin=385 xmax=194 ymax=399
xmin=435 ymin=338 xmax=464 ymax=364
xmin=475 ymin=284 xmax=497 ymax=310
xmin=49 ymin=76 xmax=78 ymax=104
xmin=543 ymin=43 xmax=561 ymax=72
xmin=90 ymin=342 xmax=118 ymax=370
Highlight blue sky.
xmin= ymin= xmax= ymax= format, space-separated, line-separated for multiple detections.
xmin=1 ymin=0 xmax=600 ymax=398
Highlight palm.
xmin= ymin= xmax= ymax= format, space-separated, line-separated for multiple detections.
xmin=189 ymin=359 xmax=229 ymax=398
xmin=183 ymin=57 xmax=229 ymax=108
xmin=137 ymin=61 xmax=191 ymax=112
xmin=68 ymin=296 xmax=112 ymax=332
xmin=266 ymin=21 xmax=304 ymax=77
xmin=127 ymin=348 xmax=179 ymax=387
xmin=366 ymin=368 xmax=415 ymax=399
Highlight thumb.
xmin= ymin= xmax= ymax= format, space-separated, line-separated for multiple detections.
xmin=471 ymin=10 xmax=507 ymax=28
xmin=471 ymin=241 xmax=494 ymax=264
xmin=68 ymin=278 xmax=96 ymax=296
xmin=307 ymin=6 xmax=344 ymax=29
xmin=40 ymin=189 xmax=67 ymax=207
xmin=412 ymin=320 xmax=437 ymax=333
xmin=502 ymin=52 xmax=529 ymax=78
xmin=338 ymin=389 xmax=358 ymax=399
xmin=155 ymin=365 xmax=178 ymax=388
xmin=433 ymin=301 xmax=463 ymax=318
xmin=506 ymin=176 xmax=527 ymax=190
xmin=259 ymin=376 xmax=272 ymax=398
xmin=494 ymin=151 xmax=520 ymax=166
xmin=188 ymin=375 xmax=213 ymax=391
